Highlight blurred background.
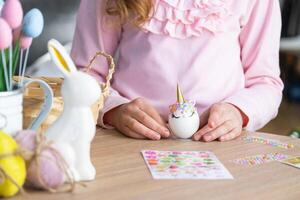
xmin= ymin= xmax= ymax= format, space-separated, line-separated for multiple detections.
xmin=22 ymin=0 xmax=300 ymax=136
xmin=22 ymin=0 xmax=80 ymax=64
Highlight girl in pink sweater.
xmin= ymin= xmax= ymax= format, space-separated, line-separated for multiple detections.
xmin=71 ymin=0 xmax=283 ymax=142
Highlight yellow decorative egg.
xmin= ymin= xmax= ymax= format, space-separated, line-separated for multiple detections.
xmin=0 ymin=131 xmax=26 ymax=198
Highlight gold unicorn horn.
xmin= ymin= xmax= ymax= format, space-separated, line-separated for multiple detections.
xmin=177 ymin=84 xmax=186 ymax=104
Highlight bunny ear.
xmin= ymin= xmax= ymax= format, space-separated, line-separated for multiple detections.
xmin=48 ymin=39 xmax=77 ymax=77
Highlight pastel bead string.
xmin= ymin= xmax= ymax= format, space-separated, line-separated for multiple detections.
xmin=232 ymin=153 xmax=289 ymax=166
xmin=243 ymin=136 xmax=294 ymax=149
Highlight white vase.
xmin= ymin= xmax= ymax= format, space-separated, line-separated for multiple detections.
xmin=0 ymin=79 xmax=53 ymax=136
xmin=0 ymin=88 xmax=23 ymax=136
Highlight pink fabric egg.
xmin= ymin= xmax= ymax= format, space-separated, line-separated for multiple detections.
xmin=20 ymin=35 xmax=32 ymax=49
xmin=27 ymin=149 xmax=65 ymax=189
xmin=15 ymin=130 xmax=36 ymax=151
xmin=15 ymin=130 xmax=65 ymax=190
xmin=1 ymin=0 xmax=23 ymax=29
xmin=0 ymin=18 xmax=12 ymax=49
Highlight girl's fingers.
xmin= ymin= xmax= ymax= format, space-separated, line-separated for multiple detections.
xmin=199 ymin=109 xmax=210 ymax=128
xmin=193 ymin=109 xmax=212 ymax=141
xmin=132 ymin=98 xmax=170 ymax=138
xmin=202 ymin=120 xmax=234 ymax=142
xmin=122 ymin=126 xmax=147 ymax=140
xmin=207 ymin=104 xmax=227 ymax=128
xmin=193 ymin=124 xmax=213 ymax=141
xmin=194 ymin=106 xmax=228 ymax=141
xmin=135 ymin=98 xmax=167 ymax=126
xmin=194 ymin=103 xmax=243 ymax=142
xmin=219 ymin=128 xmax=242 ymax=142
xmin=133 ymin=108 xmax=170 ymax=138
xmin=126 ymin=118 xmax=161 ymax=140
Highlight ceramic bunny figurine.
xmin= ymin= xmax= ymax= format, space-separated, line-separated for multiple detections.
xmin=45 ymin=39 xmax=101 ymax=181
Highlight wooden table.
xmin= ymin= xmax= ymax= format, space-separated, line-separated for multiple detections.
xmin=12 ymin=129 xmax=300 ymax=200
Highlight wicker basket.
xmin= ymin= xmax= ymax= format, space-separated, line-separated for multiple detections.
xmin=15 ymin=51 xmax=115 ymax=132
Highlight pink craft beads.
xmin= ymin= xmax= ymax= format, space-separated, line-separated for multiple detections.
xmin=243 ymin=136 xmax=294 ymax=149
xmin=232 ymin=153 xmax=289 ymax=166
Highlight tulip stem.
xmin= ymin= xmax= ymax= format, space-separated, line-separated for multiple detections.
xmin=9 ymin=46 xmax=13 ymax=91
xmin=20 ymin=47 xmax=30 ymax=87
xmin=18 ymin=49 xmax=23 ymax=88
xmin=1 ymin=50 xmax=9 ymax=91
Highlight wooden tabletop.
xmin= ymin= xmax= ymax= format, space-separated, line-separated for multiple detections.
xmin=12 ymin=129 xmax=300 ymax=200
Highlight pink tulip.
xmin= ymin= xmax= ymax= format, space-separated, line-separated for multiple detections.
xmin=0 ymin=18 xmax=12 ymax=49
xmin=1 ymin=0 xmax=23 ymax=29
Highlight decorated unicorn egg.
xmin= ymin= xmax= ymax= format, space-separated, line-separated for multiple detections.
xmin=168 ymin=85 xmax=200 ymax=139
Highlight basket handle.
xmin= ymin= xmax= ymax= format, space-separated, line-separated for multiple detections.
xmin=85 ymin=51 xmax=116 ymax=98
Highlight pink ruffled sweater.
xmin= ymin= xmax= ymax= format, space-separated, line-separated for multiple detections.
xmin=71 ymin=0 xmax=283 ymax=131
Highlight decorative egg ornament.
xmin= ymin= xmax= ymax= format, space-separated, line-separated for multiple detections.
xmin=0 ymin=18 xmax=12 ymax=49
xmin=20 ymin=35 xmax=32 ymax=49
xmin=0 ymin=131 xmax=26 ymax=198
xmin=15 ymin=130 xmax=65 ymax=190
xmin=1 ymin=0 xmax=23 ymax=29
xmin=22 ymin=8 xmax=44 ymax=38
xmin=168 ymin=85 xmax=200 ymax=139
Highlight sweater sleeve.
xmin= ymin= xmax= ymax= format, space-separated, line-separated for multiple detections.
xmin=223 ymin=0 xmax=284 ymax=131
xmin=71 ymin=0 xmax=130 ymax=128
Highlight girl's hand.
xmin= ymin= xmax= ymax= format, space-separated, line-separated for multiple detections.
xmin=193 ymin=103 xmax=244 ymax=142
xmin=103 ymin=98 xmax=170 ymax=140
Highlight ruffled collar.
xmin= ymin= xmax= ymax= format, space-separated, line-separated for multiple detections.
xmin=142 ymin=0 xmax=231 ymax=39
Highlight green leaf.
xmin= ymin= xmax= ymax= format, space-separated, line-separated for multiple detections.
xmin=0 ymin=42 xmax=21 ymax=92
xmin=13 ymin=40 xmax=21 ymax=76
xmin=0 ymin=49 xmax=9 ymax=92
xmin=0 ymin=51 xmax=6 ymax=92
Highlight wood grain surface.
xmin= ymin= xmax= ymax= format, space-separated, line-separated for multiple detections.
xmin=11 ymin=129 xmax=300 ymax=200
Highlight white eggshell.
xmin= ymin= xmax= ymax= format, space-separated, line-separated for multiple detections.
xmin=168 ymin=112 xmax=200 ymax=139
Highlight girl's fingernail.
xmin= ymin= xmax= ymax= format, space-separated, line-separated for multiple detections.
xmin=205 ymin=136 xmax=211 ymax=141
xmin=154 ymin=134 xmax=161 ymax=140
